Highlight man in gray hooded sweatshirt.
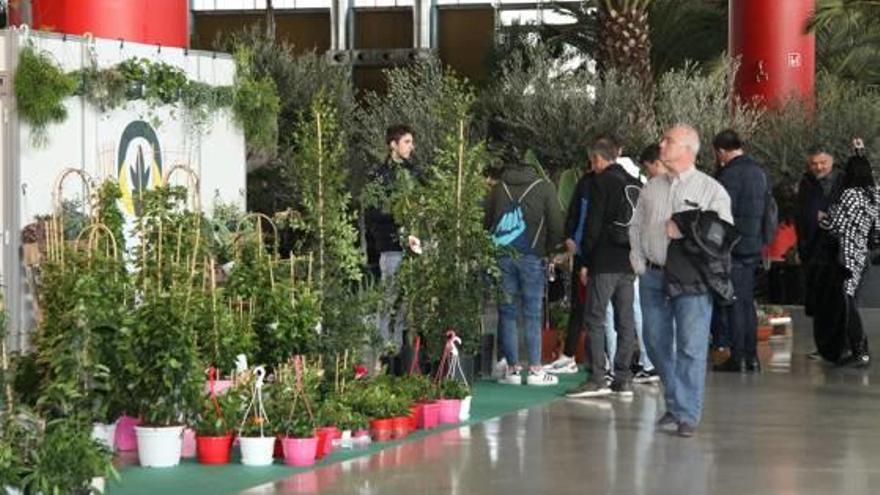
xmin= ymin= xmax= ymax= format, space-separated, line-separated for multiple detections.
xmin=485 ymin=154 xmax=564 ymax=386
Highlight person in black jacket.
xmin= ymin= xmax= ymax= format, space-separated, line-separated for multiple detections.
xmin=711 ymin=130 xmax=771 ymax=373
xmin=796 ymin=146 xmax=846 ymax=361
xmin=541 ymin=164 xmax=595 ymax=375
xmin=565 ymin=138 xmax=638 ymax=398
xmin=364 ymin=124 xmax=420 ymax=352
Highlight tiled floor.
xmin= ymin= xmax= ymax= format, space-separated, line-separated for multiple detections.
xmin=242 ymin=307 xmax=880 ymax=495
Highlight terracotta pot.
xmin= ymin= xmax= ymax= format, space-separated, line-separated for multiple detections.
xmin=757 ymin=325 xmax=773 ymax=342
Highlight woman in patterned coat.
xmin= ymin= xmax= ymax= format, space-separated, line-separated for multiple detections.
xmin=819 ymin=149 xmax=879 ymax=367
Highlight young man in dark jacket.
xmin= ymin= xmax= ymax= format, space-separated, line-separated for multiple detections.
xmin=565 ymin=138 xmax=639 ymax=398
xmin=712 ymin=129 xmax=771 ymax=373
xmin=365 ymin=124 xmax=420 ymax=351
xmin=485 ymin=159 xmax=564 ymax=386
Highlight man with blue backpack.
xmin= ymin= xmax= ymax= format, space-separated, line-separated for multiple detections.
xmin=485 ymin=151 xmax=564 ymax=386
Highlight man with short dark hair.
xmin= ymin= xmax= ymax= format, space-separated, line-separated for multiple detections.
xmin=639 ymin=143 xmax=664 ymax=179
xmin=565 ymin=137 xmax=639 ymax=398
xmin=366 ymin=124 xmax=420 ymax=351
xmin=711 ymin=129 xmax=771 ymax=373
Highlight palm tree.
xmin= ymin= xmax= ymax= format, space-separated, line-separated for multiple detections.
xmin=544 ymin=0 xmax=727 ymax=83
xmin=596 ymin=0 xmax=655 ymax=87
xmin=808 ymin=0 xmax=880 ymax=86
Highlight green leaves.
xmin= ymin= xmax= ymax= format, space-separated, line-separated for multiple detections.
xmin=14 ymin=45 xmax=77 ymax=147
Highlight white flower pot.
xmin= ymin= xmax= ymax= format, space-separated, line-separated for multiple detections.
xmin=135 ymin=426 xmax=184 ymax=468
xmin=459 ymin=396 xmax=472 ymax=421
xmin=239 ymin=436 xmax=276 ymax=466
xmin=92 ymin=422 xmax=117 ymax=452
xmin=91 ymin=477 xmax=106 ymax=493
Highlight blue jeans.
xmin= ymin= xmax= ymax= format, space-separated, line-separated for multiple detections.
xmin=640 ymin=268 xmax=713 ymax=426
xmin=497 ymin=255 xmax=546 ymax=368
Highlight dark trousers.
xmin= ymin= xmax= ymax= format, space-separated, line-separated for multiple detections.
xmin=584 ymin=272 xmax=635 ymax=384
xmin=563 ymin=269 xmax=587 ymax=357
xmin=811 ymin=263 xmax=848 ymax=362
xmin=711 ymin=261 xmax=758 ymax=361
xmin=845 ymin=295 xmax=869 ymax=357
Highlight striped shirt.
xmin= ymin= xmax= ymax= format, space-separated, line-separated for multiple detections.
xmin=629 ymin=167 xmax=733 ymax=273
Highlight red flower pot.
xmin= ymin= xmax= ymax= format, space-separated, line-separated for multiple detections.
xmin=273 ymin=436 xmax=284 ymax=458
xmin=391 ymin=417 xmax=410 ymax=440
xmin=196 ymin=435 xmax=233 ymax=465
xmin=370 ymin=419 xmax=393 ymax=442
xmin=315 ymin=426 xmax=340 ymax=459
xmin=409 ymin=405 xmax=420 ymax=431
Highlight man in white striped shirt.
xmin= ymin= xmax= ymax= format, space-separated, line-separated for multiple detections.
xmin=629 ymin=124 xmax=732 ymax=438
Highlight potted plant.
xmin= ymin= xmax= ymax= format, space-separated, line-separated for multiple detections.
xmin=756 ymin=306 xmax=773 ymax=342
xmin=437 ymin=380 xmax=469 ymax=425
xmin=315 ymin=398 xmax=348 ymax=459
xmin=193 ymin=392 xmax=240 ymax=465
xmin=128 ymin=294 xmax=202 ymax=468
xmin=236 ymin=367 xmax=276 ymax=467
xmin=278 ymin=415 xmax=319 ymax=467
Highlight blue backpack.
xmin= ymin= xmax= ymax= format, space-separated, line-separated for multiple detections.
xmin=492 ymin=179 xmax=544 ymax=254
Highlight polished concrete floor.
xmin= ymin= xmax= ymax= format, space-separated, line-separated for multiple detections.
xmin=241 ymin=307 xmax=880 ymax=495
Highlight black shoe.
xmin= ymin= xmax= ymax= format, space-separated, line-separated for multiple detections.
xmin=744 ymin=357 xmax=762 ymax=373
xmin=657 ymin=412 xmax=677 ymax=427
xmin=610 ymin=379 xmax=634 ymax=398
xmin=845 ymin=354 xmax=871 ymax=368
xmin=677 ymin=422 xmax=696 ymax=438
xmin=713 ymin=357 xmax=744 ymax=372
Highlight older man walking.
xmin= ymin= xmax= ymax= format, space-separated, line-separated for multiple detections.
xmin=630 ymin=125 xmax=733 ymax=437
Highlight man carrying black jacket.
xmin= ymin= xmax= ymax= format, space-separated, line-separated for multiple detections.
xmin=712 ymin=130 xmax=771 ymax=373
xmin=565 ymin=138 xmax=638 ymax=398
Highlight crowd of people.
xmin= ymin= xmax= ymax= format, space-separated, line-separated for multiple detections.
xmin=366 ymin=122 xmax=879 ymax=439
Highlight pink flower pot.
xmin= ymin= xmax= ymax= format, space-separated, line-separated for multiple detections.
xmin=421 ymin=402 xmax=440 ymax=429
xmin=282 ymin=437 xmax=319 ymax=467
xmin=437 ymin=399 xmax=461 ymax=425
xmin=115 ymin=415 xmax=141 ymax=451
xmin=181 ymin=428 xmax=197 ymax=458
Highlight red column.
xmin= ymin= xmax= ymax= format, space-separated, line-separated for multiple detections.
xmin=729 ymin=0 xmax=816 ymax=107
xmin=8 ymin=0 xmax=189 ymax=48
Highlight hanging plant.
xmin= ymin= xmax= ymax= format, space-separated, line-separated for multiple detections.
xmin=14 ymin=45 xmax=76 ymax=147
xmin=232 ymin=46 xmax=280 ymax=156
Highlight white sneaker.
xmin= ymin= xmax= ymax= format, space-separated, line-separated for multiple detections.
xmin=547 ymin=361 xmax=578 ymax=375
xmin=543 ymin=354 xmax=575 ymax=371
xmin=498 ymin=369 xmax=523 ymax=385
xmin=526 ymin=370 xmax=559 ymax=386
xmin=492 ymin=358 xmax=509 ymax=380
